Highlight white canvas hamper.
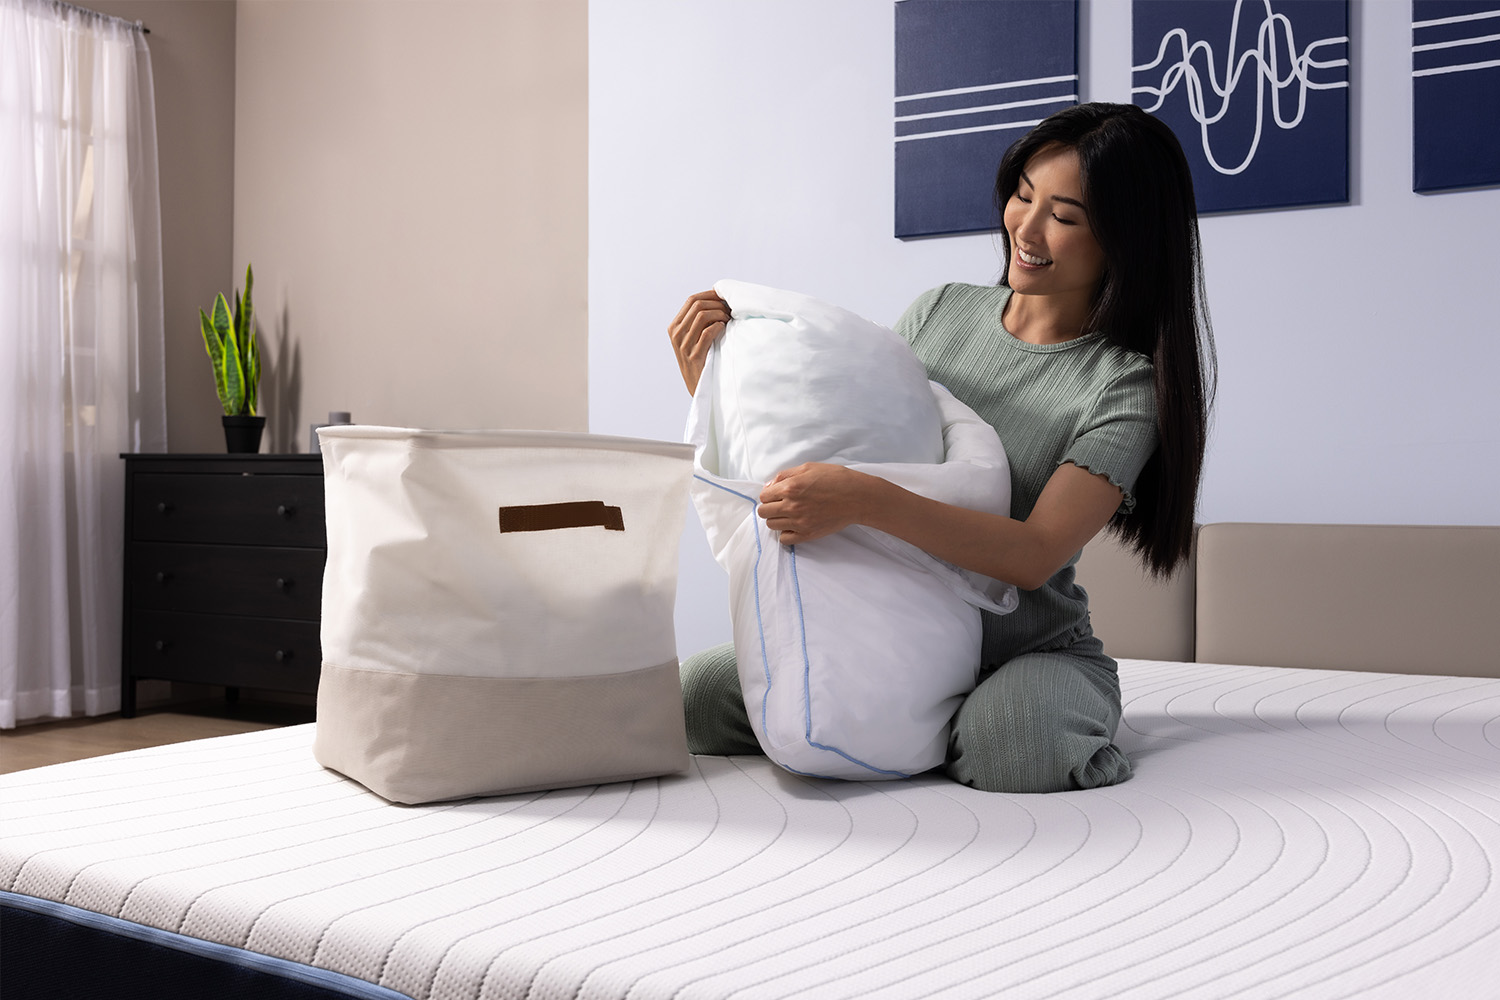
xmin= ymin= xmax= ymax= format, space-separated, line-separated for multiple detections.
xmin=313 ymin=427 xmax=696 ymax=804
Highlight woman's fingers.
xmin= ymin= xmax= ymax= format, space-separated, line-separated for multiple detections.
xmin=669 ymin=290 xmax=723 ymax=329
xmin=668 ymin=291 xmax=731 ymax=394
xmin=669 ymin=292 xmax=730 ymax=348
xmin=756 ymin=464 xmax=860 ymax=545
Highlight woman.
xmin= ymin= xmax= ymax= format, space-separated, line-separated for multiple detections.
xmin=666 ymin=102 xmax=1215 ymax=793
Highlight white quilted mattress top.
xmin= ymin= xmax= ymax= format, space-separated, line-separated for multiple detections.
xmin=4 ymin=658 xmax=1500 ymax=999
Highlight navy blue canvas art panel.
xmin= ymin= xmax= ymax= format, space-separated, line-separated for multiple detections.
xmin=1413 ymin=0 xmax=1500 ymax=192
xmin=895 ymin=0 xmax=1077 ymax=238
xmin=1132 ymin=0 xmax=1350 ymax=214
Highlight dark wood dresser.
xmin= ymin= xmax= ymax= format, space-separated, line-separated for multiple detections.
xmin=120 ymin=454 xmax=326 ymax=717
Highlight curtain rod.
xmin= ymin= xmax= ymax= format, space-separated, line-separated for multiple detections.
xmin=46 ymin=0 xmax=150 ymax=33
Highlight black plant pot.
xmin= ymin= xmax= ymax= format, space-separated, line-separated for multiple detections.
xmin=222 ymin=414 xmax=266 ymax=454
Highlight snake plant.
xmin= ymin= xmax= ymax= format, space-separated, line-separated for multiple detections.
xmin=199 ymin=264 xmax=260 ymax=416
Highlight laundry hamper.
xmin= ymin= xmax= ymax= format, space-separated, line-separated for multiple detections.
xmin=313 ymin=427 xmax=696 ymax=803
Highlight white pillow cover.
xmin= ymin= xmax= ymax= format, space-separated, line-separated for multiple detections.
xmin=705 ymin=280 xmax=944 ymax=483
xmin=688 ymin=281 xmax=1018 ymax=780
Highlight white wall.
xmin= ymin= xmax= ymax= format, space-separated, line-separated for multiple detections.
xmin=590 ymin=0 xmax=1500 ymax=659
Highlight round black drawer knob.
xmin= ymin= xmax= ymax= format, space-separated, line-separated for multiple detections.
xmin=154 ymin=639 xmax=169 ymax=652
xmin=155 ymin=571 xmax=171 ymax=584
xmin=274 ymin=649 xmax=293 ymax=662
xmin=275 ymin=577 xmax=292 ymax=590
xmin=277 ymin=505 xmax=296 ymax=518
xmin=156 ymin=502 xmax=172 ymax=515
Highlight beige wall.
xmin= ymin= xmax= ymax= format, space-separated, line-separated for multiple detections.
xmin=233 ymin=0 xmax=588 ymax=451
xmin=82 ymin=0 xmax=238 ymax=454
xmin=82 ymin=0 xmax=586 ymax=451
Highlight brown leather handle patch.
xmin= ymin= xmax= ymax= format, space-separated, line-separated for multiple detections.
xmin=498 ymin=501 xmax=624 ymax=533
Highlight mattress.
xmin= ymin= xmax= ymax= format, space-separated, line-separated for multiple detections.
xmin=4 ymin=658 xmax=1499 ymax=999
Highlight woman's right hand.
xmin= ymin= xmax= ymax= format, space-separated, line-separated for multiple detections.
xmin=668 ymin=290 xmax=731 ymax=395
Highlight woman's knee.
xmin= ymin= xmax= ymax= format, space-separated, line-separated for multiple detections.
xmin=679 ymin=643 xmax=760 ymax=756
xmin=945 ymin=654 xmax=1131 ymax=793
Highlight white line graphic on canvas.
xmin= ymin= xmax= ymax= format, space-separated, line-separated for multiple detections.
xmin=895 ymin=72 xmax=1076 ymax=143
xmin=896 ymin=93 xmax=1076 ymax=124
xmin=895 ymin=118 xmax=1052 ymax=143
xmin=1412 ymin=5 xmax=1500 ymax=78
xmin=1412 ymin=8 xmax=1500 ymax=30
xmin=896 ymin=73 xmax=1078 ymax=103
xmin=1132 ymin=0 xmax=1348 ymax=175
xmin=1413 ymin=30 xmax=1500 ymax=52
xmin=1415 ymin=57 xmax=1500 ymax=77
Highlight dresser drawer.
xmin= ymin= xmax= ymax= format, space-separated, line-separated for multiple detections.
xmin=131 ymin=473 xmax=326 ymax=546
xmin=130 ymin=542 xmax=325 ymax=621
xmin=130 ymin=611 xmax=321 ymax=693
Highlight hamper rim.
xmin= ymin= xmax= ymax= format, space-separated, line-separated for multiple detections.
xmin=317 ymin=426 xmax=694 ymax=458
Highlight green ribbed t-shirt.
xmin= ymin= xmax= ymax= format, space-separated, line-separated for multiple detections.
xmin=895 ymin=283 xmax=1159 ymax=664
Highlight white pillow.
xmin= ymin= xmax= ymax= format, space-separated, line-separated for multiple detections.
xmin=707 ymin=279 xmax=944 ymax=482
xmin=687 ymin=281 xmax=1018 ymax=780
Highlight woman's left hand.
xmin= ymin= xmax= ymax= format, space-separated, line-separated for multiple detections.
xmin=757 ymin=463 xmax=878 ymax=545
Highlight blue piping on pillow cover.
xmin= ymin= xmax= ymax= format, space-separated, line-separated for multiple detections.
xmin=787 ymin=546 xmax=911 ymax=779
xmin=695 ymin=476 xmax=775 ymax=745
xmin=694 ymin=475 xmax=910 ymax=780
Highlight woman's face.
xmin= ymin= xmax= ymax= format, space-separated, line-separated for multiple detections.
xmin=1003 ymin=143 xmax=1107 ymax=307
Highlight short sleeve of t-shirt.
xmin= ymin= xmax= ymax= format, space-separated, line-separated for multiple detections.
xmin=1062 ymin=363 xmax=1158 ymax=514
xmin=894 ymin=286 xmax=945 ymax=344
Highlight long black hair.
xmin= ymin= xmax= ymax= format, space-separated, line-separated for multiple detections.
xmin=994 ymin=102 xmax=1216 ymax=577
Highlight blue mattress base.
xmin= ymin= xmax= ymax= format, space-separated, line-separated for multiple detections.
xmin=0 ymin=891 xmax=414 ymax=1000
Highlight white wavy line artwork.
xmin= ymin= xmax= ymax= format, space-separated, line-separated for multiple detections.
xmin=1132 ymin=0 xmax=1349 ymax=176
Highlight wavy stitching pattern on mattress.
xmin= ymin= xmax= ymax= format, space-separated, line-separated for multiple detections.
xmin=1111 ymin=662 xmax=1500 ymax=999
xmin=4 ymin=660 xmax=1500 ymax=1000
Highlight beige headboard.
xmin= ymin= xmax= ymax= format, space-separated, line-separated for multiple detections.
xmin=1195 ymin=523 xmax=1500 ymax=678
xmin=1075 ymin=522 xmax=1499 ymax=679
xmin=1074 ymin=528 xmax=1196 ymax=663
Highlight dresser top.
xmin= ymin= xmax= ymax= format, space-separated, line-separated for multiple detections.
xmin=122 ymin=453 xmax=323 ymax=474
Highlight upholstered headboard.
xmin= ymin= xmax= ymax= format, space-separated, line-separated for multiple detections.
xmin=1074 ymin=527 xmax=1196 ymax=663
xmin=1075 ymin=522 xmax=1500 ymax=678
xmin=1194 ymin=522 xmax=1500 ymax=678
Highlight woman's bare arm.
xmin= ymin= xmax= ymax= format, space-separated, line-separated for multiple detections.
xmin=756 ymin=460 xmax=1123 ymax=590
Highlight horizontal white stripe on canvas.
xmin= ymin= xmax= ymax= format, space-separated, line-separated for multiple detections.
xmin=895 ymin=73 xmax=1078 ymax=104
xmin=1413 ymin=56 xmax=1500 ymax=77
xmin=895 ymin=92 xmax=1078 ymax=124
xmin=894 ymin=119 xmax=1045 ymax=143
xmin=1413 ymin=8 xmax=1500 ymax=31
xmin=1413 ymin=30 xmax=1500 ymax=53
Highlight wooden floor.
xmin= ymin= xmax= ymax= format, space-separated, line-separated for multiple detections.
xmin=0 ymin=699 xmax=316 ymax=775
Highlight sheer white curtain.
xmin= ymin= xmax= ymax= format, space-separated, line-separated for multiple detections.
xmin=0 ymin=0 xmax=166 ymax=728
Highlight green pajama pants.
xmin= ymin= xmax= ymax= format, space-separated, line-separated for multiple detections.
xmin=678 ymin=633 xmax=1132 ymax=793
